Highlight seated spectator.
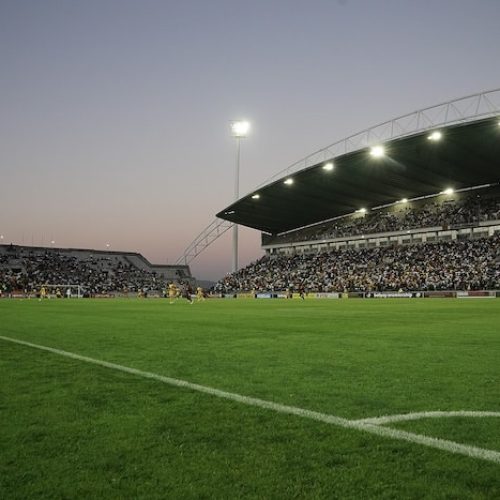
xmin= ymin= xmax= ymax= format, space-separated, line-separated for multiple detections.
xmin=214 ymin=234 xmax=500 ymax=293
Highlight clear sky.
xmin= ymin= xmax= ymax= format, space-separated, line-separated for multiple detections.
xmin=1 ymin=0 xmax=499 ymax=280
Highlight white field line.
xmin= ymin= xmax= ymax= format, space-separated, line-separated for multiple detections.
xmin=1 ymin=334 xmax=499 ymax=465
xmin=355 ymin=411 xmax=500 ymax=425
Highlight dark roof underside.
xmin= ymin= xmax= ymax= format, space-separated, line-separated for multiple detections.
xmin=217 ymin=118 xmax=500 ymax=234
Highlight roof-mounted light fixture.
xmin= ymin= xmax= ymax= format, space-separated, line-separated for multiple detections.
xmin=369 ymin=145 xmax=385 ymax=158
xmin=428 ymin=130 xmax=442 ymax=141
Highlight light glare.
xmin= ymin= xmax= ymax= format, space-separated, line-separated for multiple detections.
xmin=230 ymin=120 xmax=250 ymax=137
xmin=370 ymin=145 xmax=385 ymax=158
xmin=428 ymin=130 xmax=442 ymax=141
xmin=401 ymin=198 xmax=408 ymax=203
xmin=284 ymin=178 xmax=294 ymax=185
xmin=443 ymin=187 xmax=454 ymax=195
xmin=322 ymin=162 xmax=334 ymax=171
xmin=251 ymin=194 xmax=260 ymax=199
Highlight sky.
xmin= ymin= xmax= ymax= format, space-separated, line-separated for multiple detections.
xmin=1 ymin=0 xmax=499 ymax=281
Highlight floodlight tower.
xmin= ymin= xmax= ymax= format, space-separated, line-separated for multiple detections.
xmin=230 ymin=120 xmax=250 ymax=273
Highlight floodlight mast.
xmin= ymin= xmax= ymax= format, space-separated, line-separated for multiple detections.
xmin=230 ymin=120 xmax=250 ymax=273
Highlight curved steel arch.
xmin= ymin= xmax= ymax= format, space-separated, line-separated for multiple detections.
xmin=253 ymin=87 xmax=500 ymax=192
xmin=254 ymin=88 xmax=500 ymax=191
xmin=175 ymin=218 xmax=234 ymax=265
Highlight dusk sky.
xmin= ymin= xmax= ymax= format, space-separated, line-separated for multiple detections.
xmin=1 ymin=0 xmax=499 ymax=280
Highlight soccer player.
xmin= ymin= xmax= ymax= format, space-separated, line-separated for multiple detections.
xmin=181 ymin=284 xmax=194 ymax=304
xmin=39 ymin=285 xmax=47 ymax=301
xmin=168 ymin=283 xmax=178 ymax=304
xmin=196 ymin=286 xmax=205 ymax=302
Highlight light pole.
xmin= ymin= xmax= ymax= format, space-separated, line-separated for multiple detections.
xmin=230 ymin=120 xmax=250 ymax=273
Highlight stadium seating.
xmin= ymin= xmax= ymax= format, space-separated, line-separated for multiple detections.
xmin=216 ymin=188 xmax=500 ymax=293
xmin=0 ymin=245 xmax=192 ymax=296
xmin=263 ymin=187 xmax=500 ymax=247
xmin=215 ymin=235 xmax=500 ymax=293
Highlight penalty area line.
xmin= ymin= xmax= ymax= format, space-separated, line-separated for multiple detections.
xmin=1 ymin=334 xmax=499 ymax=465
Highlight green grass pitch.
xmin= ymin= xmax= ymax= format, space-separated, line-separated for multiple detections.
xmin=1 ymin=298 xmax=499 ymax=498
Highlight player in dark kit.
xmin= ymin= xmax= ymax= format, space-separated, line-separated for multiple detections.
xmin=181 ymin=284 xmax=194 ymax=304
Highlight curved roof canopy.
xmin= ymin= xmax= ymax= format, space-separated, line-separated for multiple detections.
xmin=217 ymin=115 xmax=500 ymax=235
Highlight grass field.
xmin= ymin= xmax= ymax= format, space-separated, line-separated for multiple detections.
xmin=1 ymin=298 xmax=499 ymax=499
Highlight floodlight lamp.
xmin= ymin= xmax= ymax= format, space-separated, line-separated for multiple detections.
xmin=370 ymin=145 xmax=385 ymax=158
xmin=251 ymin=193 xmax=260 ymax=199
xmin=443 ymin=187 xmax=454 ymax=195
xmin=428 ymin=130 xmax=442 ymax=141
xmin=356 ymin=208 xmax=367 ymax=214
xmin=284 ymin=178 xmax=294 ymax=185
xmin=322 ymin=162 xmax=334 ymax=171
xmin=231 ymin=120 xmax=250 ymax=138
xmin=401 ymin=198 xmax=408 ymax=203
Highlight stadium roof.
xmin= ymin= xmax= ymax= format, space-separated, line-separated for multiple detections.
xmin=217 ymin=89 xmax=500 ymax=234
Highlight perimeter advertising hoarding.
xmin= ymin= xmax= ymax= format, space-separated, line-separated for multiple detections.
xmin=365 ymin=292 xmax=422 ymax=299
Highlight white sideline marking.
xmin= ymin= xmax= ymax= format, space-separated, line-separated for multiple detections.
xmin=355 ymin=411 xmax=500 ymax=425
xmin=1 ymin=334 xmax=499 ymax=465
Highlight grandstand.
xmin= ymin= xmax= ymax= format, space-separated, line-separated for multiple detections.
xmin=0 ymin=244 xmax=193 ymax=297
xmin=215 ymin=90 xmax=500 ymax=294
xmin=262 ymin=185 xmax=500 ymax=252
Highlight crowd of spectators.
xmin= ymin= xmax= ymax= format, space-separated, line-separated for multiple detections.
xmin=3 ymin=192 xmax=500 ymax=296
xmin=270 ymin=193 xmax=500 ymax=245
xmin=215 ymin=234 xmax=500 ymax=293
xmin=0 ymin=248 xmax=171 ymax=296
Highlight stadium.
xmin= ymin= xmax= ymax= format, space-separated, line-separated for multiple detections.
xmin=212 ymin=89 xmax=500 ymax=298
xmin=2 ymin=89 xmax=500 ymax=498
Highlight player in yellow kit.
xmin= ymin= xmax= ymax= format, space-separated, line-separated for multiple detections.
xmin=196 ymin=286 xmax=205 ymax=302
xmin=168 ymin=283 xmax=178 ymax=304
